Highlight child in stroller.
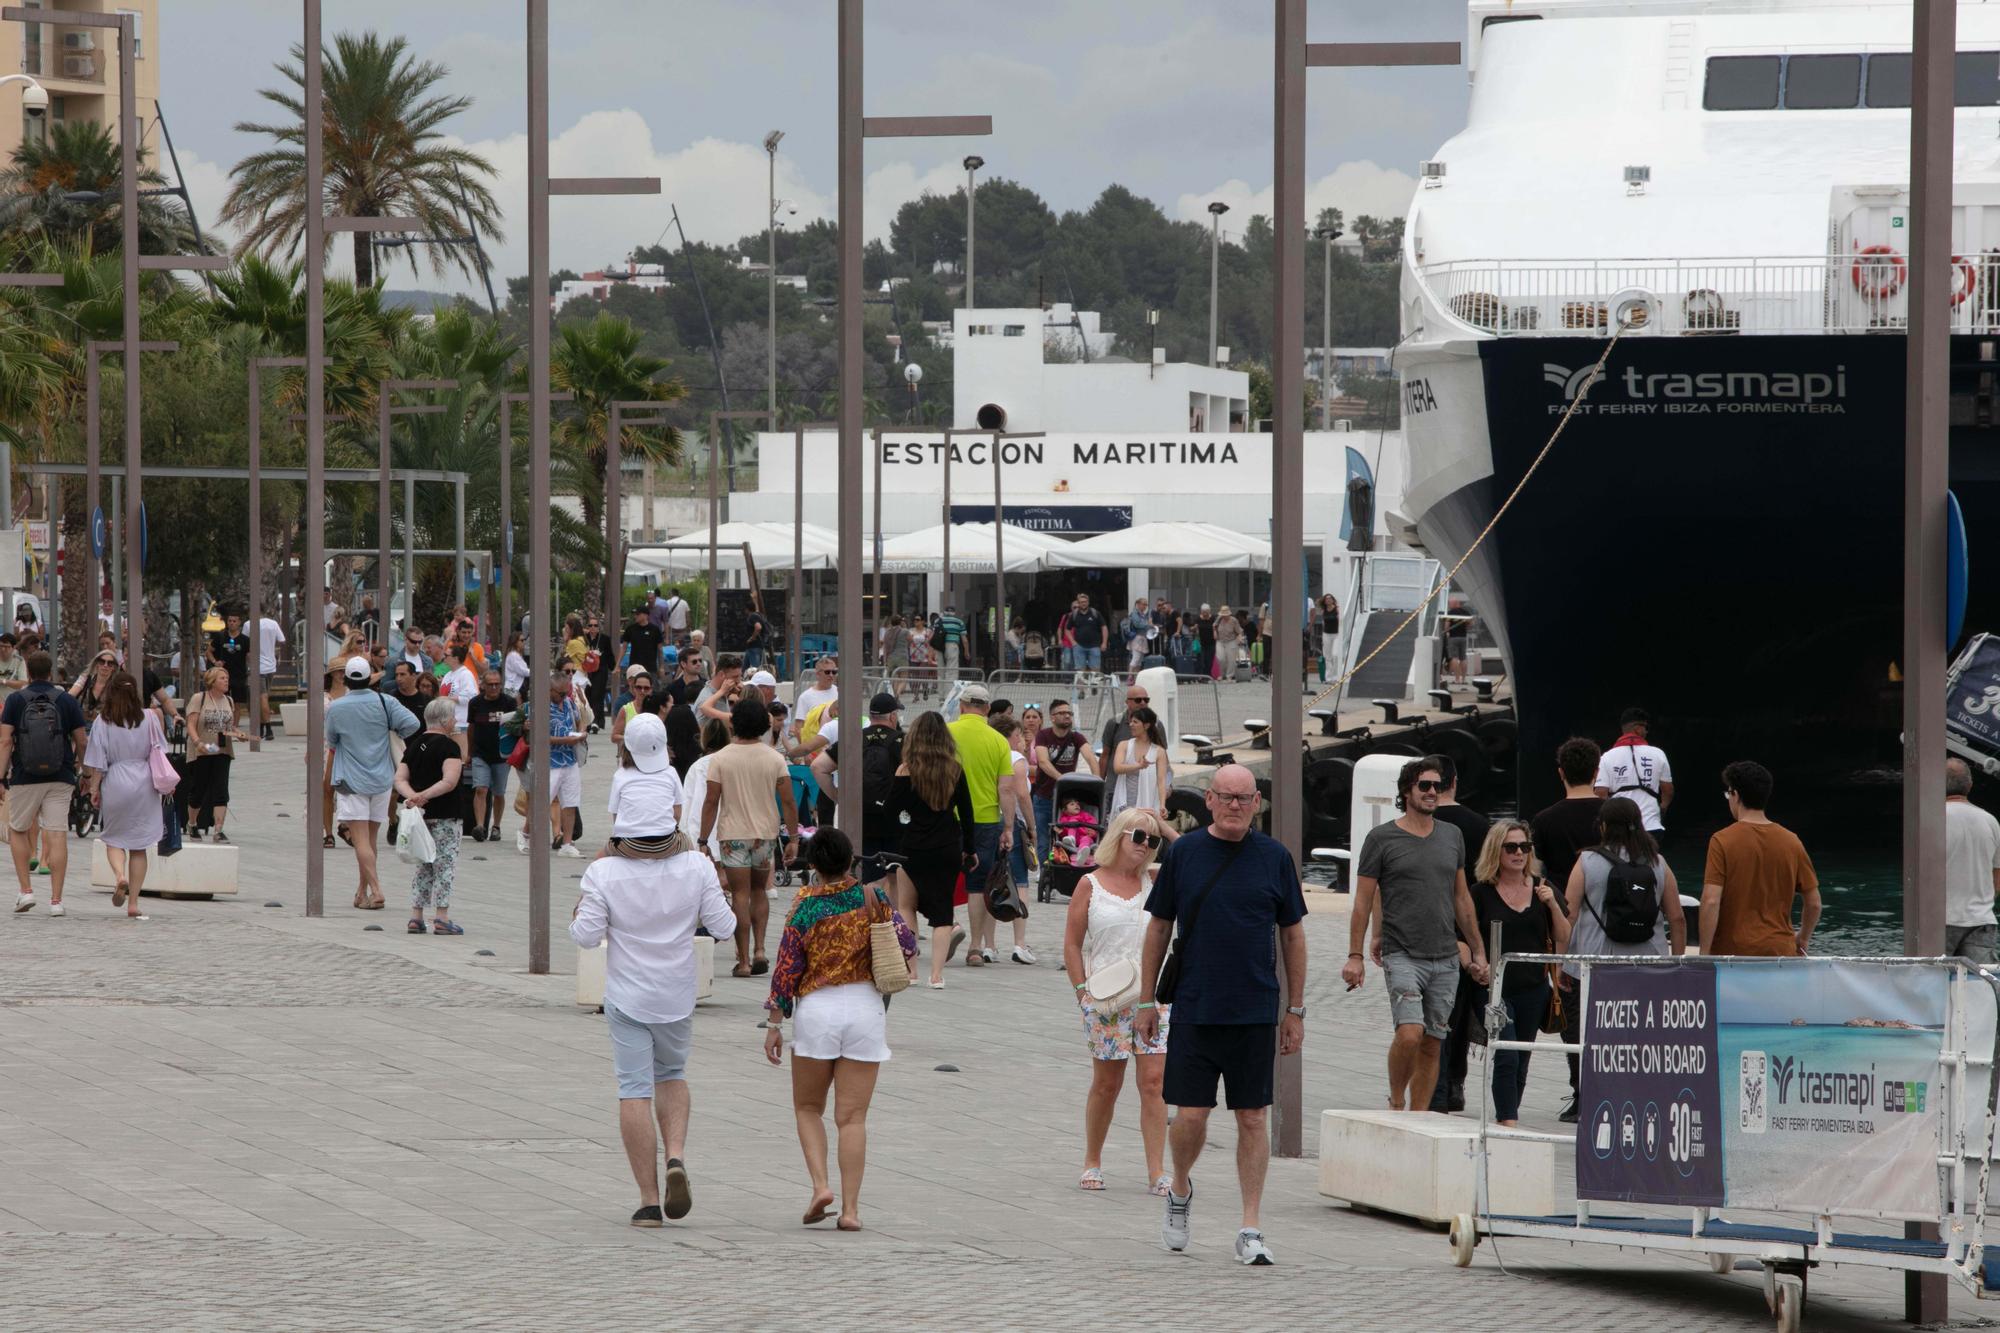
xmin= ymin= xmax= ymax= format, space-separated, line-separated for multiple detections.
xmin=1037 ymin=772 xmax=1105 ymax=903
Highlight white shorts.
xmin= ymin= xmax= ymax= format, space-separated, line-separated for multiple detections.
xmin=791 ymin=981 xmax=890 ymax=1062
xmin=550 ymin=765 xmax=582 ymax=809
xmin=334 ymin=789 xmax=390 ymax=824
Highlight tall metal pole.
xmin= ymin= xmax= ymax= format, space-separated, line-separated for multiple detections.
xmin=792 ymin=425 xmax=804 ymax=673
xmin=499 ymin=395 xmax=513 ymax=644
xmin=85 ymin=350 xmax=100 ymax=640
xmin=870 ymin=425 xmax=884 ymax=664
xmin=1270 ymin=0 xmax=1307 ymax=1158
xmin=1320 ymin=228 xmax=1334 ymax=431
xmin=453 ymin=477 xmax=465 ymax=623
xmin=836 ymin=0 xmax=865 ymax=841
xmin=991 ymin=432 xmax=1004 ymax=667
xmin=247 ymin=359 xmax=305 ymax=753
xmin=767 ymin=131 xmax=781 ymax=423
xmin=117 ymin=10 xmax=139 ymax=672
xmin=707 ymin=416 xmax=720 ymax=644
xmin=941 ymin=434 xmax=952 ymax=614
xmin=303 ymin=0 xmax=327 ymax=915
xmin=1904 ymin=0 xmax=1953 ymax=1320
xmin=403 ymin=474 xmax=415 ymax=626
xmin=1207 ymin=203 xmax=1227 ymax=368
xmin=377 ymin=394 xmax=392 ymax=632
xmin=964 ymin=157 xmax=979 ymax=308
xmin=526 ymin=0 xmax=553 ymax=972
xmin=607 ymin=402 xmax=624 ymax=633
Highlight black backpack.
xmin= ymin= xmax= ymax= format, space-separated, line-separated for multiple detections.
xmin=16 ymin=689 xmax=67 ymax=781
xmin=1588 ymin=853 xmax=1662 ymax=944
xmin=860 ymin=724 xmax=902 ymax=823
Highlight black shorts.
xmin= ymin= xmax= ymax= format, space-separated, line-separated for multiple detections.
xmin=1163 ymin=1022 xmax=1276 ymax=1110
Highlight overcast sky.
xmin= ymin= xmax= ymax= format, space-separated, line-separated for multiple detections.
xmin=157 ymin=0 xmax=1472 ymax=295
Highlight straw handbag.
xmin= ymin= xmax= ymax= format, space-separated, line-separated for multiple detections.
xmin=867 ymin=885 xmax=911 ymax=996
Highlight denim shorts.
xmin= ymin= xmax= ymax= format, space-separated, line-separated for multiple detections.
xmin=1383 ymin=951 xmax=1460 ymax=1039
xmin=468 ymin=756 xmax=510 ymax=797
xmin=607 ymin=1003 xmax=693 ymax=1097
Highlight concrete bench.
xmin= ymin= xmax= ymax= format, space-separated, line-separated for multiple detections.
xmin=577 ymin=934 xmax=715 ymax=1008
xmin=1318 ymin=1109 xmax=1554 ymax=1224
xmin=90 ymin=839 xmax=239 ymax=900
xmin=279 ymin=702 xmax=308 ymax=736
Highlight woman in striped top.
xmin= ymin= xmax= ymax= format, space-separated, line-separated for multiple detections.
xmin=762 ymin=828 xmax=916 ymax=1231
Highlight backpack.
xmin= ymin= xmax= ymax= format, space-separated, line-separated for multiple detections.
xmin=1587 ymin=852 xmax=1662 ymax=944
xmin=16 ymin=689 xmax=67 ymax=781
xmin=860 ymin=724 xmax=902 ymax=824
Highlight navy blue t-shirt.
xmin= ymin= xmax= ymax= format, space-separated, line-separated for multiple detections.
xmin=1 ymin=681 xmax=87 ymax=786
xmin=1144 ymin=827 xmax=1305 ymax=1026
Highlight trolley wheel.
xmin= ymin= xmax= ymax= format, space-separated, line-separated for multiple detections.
xmin=1448 ymin=1213 xmax=1476 ymax=1267
xmin=1761 ymin=1264 xmax=1779 ymax=1315
xmin=1773 ymin=1274 xmax=1803 ymax=1333
xmin=1707 ymin=1252 xmax=1735 ymax=1275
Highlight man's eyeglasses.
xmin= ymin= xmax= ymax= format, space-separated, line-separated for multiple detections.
xmin=1212 ymin=791 xmax=1257 ymax=808
xmin=1128 ymin=829 xmax=1163 ymax=849
xmin=1413 ymin=779 xmax=1442 ymax=793
xmin=1127 ymin=696 xmax=1148 ymax=705
xmin=1501 ymin=841 xmax=1532 ymax=855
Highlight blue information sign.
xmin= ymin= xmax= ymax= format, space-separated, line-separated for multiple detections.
xmin=1577 ymin=961 xmax=1724 ymax=1207
xmin=89 ymin=506 xmax=105 ymax=560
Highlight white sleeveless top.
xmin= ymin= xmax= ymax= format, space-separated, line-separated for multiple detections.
xmin=1107 ymin=739 xmax=1164 ymax=816
xmin=1080 ymin=871 xmax=1156 ymax=976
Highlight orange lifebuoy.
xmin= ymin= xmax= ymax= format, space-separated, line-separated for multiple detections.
xmin=1952 ymin=254 xmax=1977 ymax=306
xmin=1852 ymin=244 xmax=1907 ymax=299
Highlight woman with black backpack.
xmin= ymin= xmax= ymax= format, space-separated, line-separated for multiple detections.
xmin=1563 ymin=795 xmax=1687 ymax=975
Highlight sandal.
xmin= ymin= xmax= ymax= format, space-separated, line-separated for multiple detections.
xmin=432 ymin=920 xmax=464 ymax=936
xmin=364 ymin=897 xmax=386 ymax=911
xmin=407 ymin=918 xmax=428 ymax=934
xmin=112 ymin=882 xmax=128 ymax=907
xmin=323 ymin=835 xmax=336 ymax=849
xmin=1079 ymin=1168 xmax=1105 ymax=1192
xmin=751 ymin=957 xmax=770 ymax=975
xmin=337 ymin=825 xmax=353 ymax=847
xmin=732 ymin=963 xmax=754 ymax=978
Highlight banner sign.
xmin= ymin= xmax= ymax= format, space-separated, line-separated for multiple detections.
xmin=946 ymin=504 xmax=1131 ymax=534
xmin=1579 ymin=959 xmax=1950 ymax=1218
xmin=1578 ymin=961 xmax=1724 ymax=1207
xmin=1948 ymin=633 xmax=2000 ymax=756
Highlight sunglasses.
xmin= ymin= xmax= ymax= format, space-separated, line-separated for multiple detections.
xmin=1502 ymin=841 xmax=1532 ymax=854
xmin=1128 ymin=829 xmax=1163 ymax=849
xmin=1127 ymin=696 xmax=1149 ymax=705
xmin=1413 ymin=779 xmax=1442 ymax=793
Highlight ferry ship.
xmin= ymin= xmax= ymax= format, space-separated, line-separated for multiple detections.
xmin=1398 ymin=0 xmax=2000 ymax=813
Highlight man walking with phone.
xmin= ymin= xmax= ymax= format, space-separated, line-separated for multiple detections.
xmin=1135 ymin=765 xmax=1306 ymax=1266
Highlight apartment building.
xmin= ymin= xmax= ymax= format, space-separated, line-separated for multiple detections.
xmin=1 ymin=0 xmax=158 ymax=166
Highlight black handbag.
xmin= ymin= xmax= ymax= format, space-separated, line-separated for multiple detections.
xmin=1154 ymin=839 xmax=1246 ymax=1005
xmin=984 ymin=856 xmax=1027 ymax=923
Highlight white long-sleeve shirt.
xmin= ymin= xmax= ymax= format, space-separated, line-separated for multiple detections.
xmin=569 ymin=850 xmax=735 ymax=1023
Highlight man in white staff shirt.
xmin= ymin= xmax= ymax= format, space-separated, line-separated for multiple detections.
xmin=255 ymin=610 xmax=287 ymax=741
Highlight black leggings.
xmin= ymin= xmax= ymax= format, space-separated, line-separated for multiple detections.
xmin=188 ymin=754 xmax=231 ymax=830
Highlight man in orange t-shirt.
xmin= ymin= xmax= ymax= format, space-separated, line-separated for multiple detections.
xmin=1700 ymin=759 xmax=1820 ymax=956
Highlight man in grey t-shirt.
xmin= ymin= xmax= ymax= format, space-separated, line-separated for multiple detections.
xmin=1343 ymin=758 xmax=1488 ymax=1112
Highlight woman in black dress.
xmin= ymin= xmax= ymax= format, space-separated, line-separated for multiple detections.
xmin=891 ymin=710 xmax=974 ymax=989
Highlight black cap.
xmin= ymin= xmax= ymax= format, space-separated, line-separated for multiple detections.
xmin=869 ymin=692 xmax=902 ymax=716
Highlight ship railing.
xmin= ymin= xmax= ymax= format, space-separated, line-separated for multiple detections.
xmin=1418 ymin=254 xmax=2000 ymax=336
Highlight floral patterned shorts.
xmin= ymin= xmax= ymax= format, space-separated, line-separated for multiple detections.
xmin=1080 ymin=998 xmax=1170 ymax=1061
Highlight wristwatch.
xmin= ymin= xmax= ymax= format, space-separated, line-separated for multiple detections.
xmin=1287 ymin=1005 xmax=1306 ymax=1019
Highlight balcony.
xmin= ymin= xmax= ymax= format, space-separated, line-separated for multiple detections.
xmin=1418 ymin=254 xmax=2000 ymax=337
xmin=21 ymin=27 xmax=107 ymax=87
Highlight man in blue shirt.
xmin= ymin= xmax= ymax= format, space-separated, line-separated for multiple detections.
xmin=533 ymin=672 xmax=587 ymax=856
xmin=1136 ymin=764 xmax=1306 ymax=1267
xmin=0 ymin=650 xmax=89 ymax=916
xmin=325 ymin=657 xmax=421 ymax=910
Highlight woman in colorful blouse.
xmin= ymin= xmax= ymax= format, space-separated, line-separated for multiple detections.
xmin=762 ymin=828 xmax=916 ymax=1232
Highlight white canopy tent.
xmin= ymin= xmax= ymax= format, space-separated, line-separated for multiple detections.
xmin=874 ymin=521 xmax=1070 ymax=574
xmin=1045 ymin=521 xmax=1272 ymax=570
xmin=623 ymin=521 xmax=842 ymax=575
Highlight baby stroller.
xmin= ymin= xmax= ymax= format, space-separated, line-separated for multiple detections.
xmin=1036 ymin=772 xmax=1106 ymax=903
xmin=1022 ymin=630 xmax=1048 ymax=672
xmin=776 ymin=763 xmax=820 ymax=887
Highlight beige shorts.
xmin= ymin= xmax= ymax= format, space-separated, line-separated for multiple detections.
xmin=6 ymin=781 xmax=72 ymax=834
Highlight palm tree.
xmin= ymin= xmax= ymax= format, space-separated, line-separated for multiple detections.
xmin=0 ymin=121 xmax=199 ymax=255
xmin=221 ymin=31 xmax=502 ymax=290
xmin=548 ymin=312 xmax=686 ymax=609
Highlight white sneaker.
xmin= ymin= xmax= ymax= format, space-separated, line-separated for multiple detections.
xmin=47 ymin=903 xmax=63 ymax=918
xmin=557 ymin=843 xmax=583 ymax=859
xmin=1162 ymin=1180 xmax=1192 ymax=1252
xmin=516 ymin=832 xmax=530 ymax=856
xmin=1011 ymin=945 xmax=1037 ymax=965
xmin=982 ymin=947 xmax=998 ymax=963
xmin=13 ymin=893 xmax=32 ymax=913
xmin=1235 ymin=1227 xmax=1274 ymax=1265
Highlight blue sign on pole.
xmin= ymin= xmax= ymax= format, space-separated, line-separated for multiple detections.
xmin=89 ymin=506 xmax=105 ymax=560
xmin=504 ymin=521 xmax=515 ymax=564
xmin=1948 ymin=488 xmax=1968 ymax=648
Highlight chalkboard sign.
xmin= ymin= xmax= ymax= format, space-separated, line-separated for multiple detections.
xmin=713 ymin=588 xmax=785 ymax=656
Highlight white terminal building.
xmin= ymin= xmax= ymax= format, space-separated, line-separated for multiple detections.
xmin=646 ymin=303 xmax=1410 ymax=654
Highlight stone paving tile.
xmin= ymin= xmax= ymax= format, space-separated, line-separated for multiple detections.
xmin=0 ymin=741 xmax=1985 ymax=1330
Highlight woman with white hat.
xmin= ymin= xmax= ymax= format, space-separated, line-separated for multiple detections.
xmin=1062 ymin=806 xmax=1176 ymax=1194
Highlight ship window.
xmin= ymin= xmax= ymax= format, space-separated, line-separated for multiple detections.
xmin=1863 ymin=52 xmax=2000 ymax=107
xmin=1783 ymin=54 xmax=1861 ymax=108
xmin=1703 ymin=55 xmax=1780 ymax=110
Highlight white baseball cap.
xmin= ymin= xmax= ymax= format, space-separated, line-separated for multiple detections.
xmin=624 ymin=712 xmax=672 ymax=774
xmin=748 ymin=670 xmax=778 ymax=688
xmin=342 ymin=657 xmax=371 ymax=682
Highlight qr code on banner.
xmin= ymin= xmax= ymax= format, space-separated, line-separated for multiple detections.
xmin=1740 ymin=1050 xmax=1768 ymax=1134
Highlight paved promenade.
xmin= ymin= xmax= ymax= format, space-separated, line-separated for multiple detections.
xmin=0 ymin=739 xmax=1965 ymax=1330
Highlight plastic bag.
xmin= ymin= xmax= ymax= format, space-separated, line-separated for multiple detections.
xmin=396 ymin=804 xmax=437 ymax=865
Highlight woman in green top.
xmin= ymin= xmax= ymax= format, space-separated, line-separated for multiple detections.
xmin=611 ymin=670 xmax=653 ymax=760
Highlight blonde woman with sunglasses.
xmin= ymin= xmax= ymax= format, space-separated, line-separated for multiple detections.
xmin=1062 ymin=806 xmax=1178 ymax=1195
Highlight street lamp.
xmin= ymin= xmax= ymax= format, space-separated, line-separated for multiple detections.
xmin=1313 ymin=222 xmax=1343 ymax=430
xmin=963 ymin=154 xmax=984 ymax=308
xmin=1207 ymin=200 xmax=1230 ymax=367
xmin=765 ymin=129 xmax=784 ymax=424
xmin=903 ymin=360 xmax=922 ymax=422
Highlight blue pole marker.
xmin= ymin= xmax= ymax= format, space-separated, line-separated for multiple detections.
xmin=504 ymin=521 xmax=515 ymax=565
xmin=89 ymin=506 xmax=106 ymax=560
xmin=1948 ymin=488 xmax=1969 ymax=649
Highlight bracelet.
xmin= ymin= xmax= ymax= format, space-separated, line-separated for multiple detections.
xmin=1347 ymin=952 xmax=1363 ymax=959
xmin=1136 ymin=1001 xmax=1157 ymax=1010
xmin=1073 ymin=981 xmax=1087 ymax=991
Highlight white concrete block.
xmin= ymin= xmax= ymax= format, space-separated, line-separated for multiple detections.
xmin=576 ymin=934 xmax=714 ymax=1007
xmin=1317 ymin=1109 xmax=1554 ymax=1224
xmin=279 ymin=702 xmax=307 ymax=736
xmin=90 ymin=839 xmax=239 ymax=899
